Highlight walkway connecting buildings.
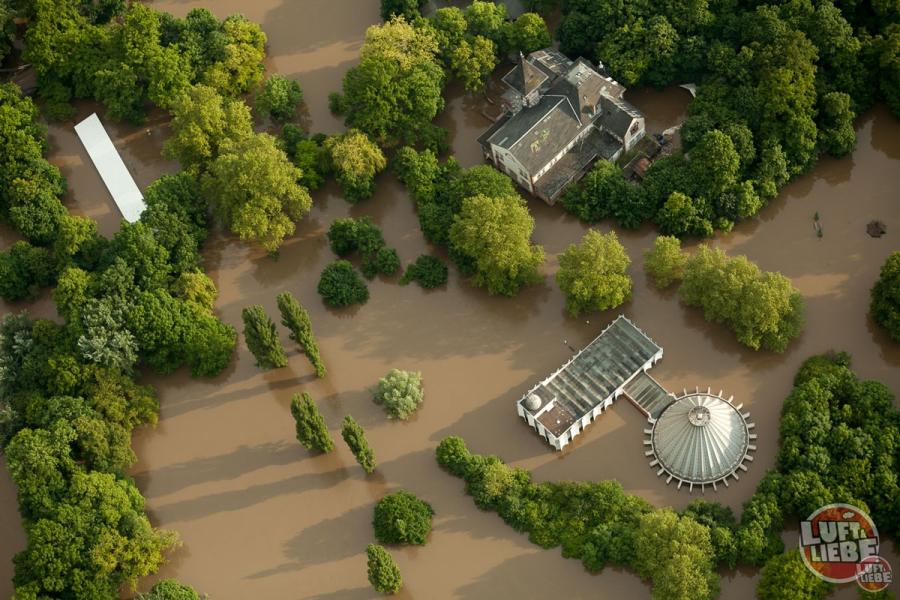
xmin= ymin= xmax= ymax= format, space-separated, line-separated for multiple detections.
xmin=516 ymin=315 xmax=757 ymax=492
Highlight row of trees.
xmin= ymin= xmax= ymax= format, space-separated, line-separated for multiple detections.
xmin=0 ymin=83 xmax=69 ymax=301
xmin=644 ymin=237 xmax=805 ymax=352
xmin=435 ymin=352 xmax=899 ymax=599
xmin=395 ymin=148 xmax=544 ymax=296
xmin=241 ymin=292 xmax=326 ymax=375
xmin=554 ymin=0 xmax=897 ymax=236
xmin=435 ymin=436 xmax=722 ymax=600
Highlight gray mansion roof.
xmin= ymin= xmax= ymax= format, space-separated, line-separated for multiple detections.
xmin=519 ymin=316 xmax=661 ymax=437
xmin=481 ymin=49 xmax=641 ymax=178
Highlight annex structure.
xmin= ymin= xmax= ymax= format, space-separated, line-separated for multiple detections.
xmin=478 ymin=48 xmax=645 ymax=204
xmin=517 ymin=315 xmax=756 ymax=493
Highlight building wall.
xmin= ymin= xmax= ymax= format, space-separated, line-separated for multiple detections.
xmin=520 ymin=349 xmax=664 ymax=451
xmin=624 ymin=117 xmax=646 ymax=152
xmin=491 ymin=144 xmax=533 ymax=192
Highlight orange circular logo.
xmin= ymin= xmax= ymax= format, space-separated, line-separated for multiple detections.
xmin=856 ymin=556 xmax=893 ymax=592
xmin=799 ymin=503 xmax=879 ymax=583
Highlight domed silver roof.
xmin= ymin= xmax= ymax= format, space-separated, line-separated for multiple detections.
xmin=524 ymin=393 xmax=542 ymax=411
xmin=646 ymin=388 xmax=756 ymax=492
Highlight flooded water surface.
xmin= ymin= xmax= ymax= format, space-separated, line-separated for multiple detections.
xmin=1 ymin=1 xmax=898 ymax=598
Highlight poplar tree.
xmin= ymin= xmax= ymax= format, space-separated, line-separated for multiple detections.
xmin=341 ymin=415 xmax=375 ymax=473
xmin=366 ymin=544 xmax=403 ymax=595
xmin=241 ymin=305 xmax=287 ymax=369
xmin=276 ymin=292 xmax=326 ymax=377
xmin=290 ymin=392 xmax=333 ymax=453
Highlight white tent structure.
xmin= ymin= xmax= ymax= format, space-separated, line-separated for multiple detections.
xmin=74 ymin=113 xmax=145 ymax=223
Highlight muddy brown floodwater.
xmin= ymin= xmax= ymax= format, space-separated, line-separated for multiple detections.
xmin=1 ymin=1 xmax=899 ymax=598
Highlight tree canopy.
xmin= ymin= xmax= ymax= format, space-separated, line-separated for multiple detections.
xmin=201 ymin=133 xmax=312 ymax=252
xmin=373 ymin=490 xmax=434 ymax=545
xmin=556 ymin=230 xmax=632 ymax=316
xmin=871 ymin=252 xmax=900 ymax=341
xmin=373 ymin=369 xmax=424 ymax=420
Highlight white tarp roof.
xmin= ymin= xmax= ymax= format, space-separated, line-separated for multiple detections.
xmin=74 ymin=113 xmax=145 ymax=223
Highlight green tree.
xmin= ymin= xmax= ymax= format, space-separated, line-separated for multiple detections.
xmin=164 ymin=84 xmax=254 ymax=173
xmin=464 ymin=1 xmax=507 ymax=49
xmin=508 ymin=13 xmax=551 ymax=54
xmin=200 ymin=15 xmax=266 ymax=96
xmin=656 ymin=191 xmax=714 ymax=238
xmin=290 ymin=392 xmax=333 ymax=453
xmin=373 ymin=369 xmax=423 ymax=420
xmin=399 ymin=255 xmax=448 ymax=289
xmin=366 ymin=544 xmax=403 ymax=595
xmin=449 ymin=194 xmax=544 ymax=296
xmin=817 ymin=91 xmax=857 ymax=157
xmin=324 ymin=129 xmax=387 ymax=202
xmin=317 ymin=260 xmax=369 ymax=308
xmin=201 ymin=133 xmax=312 ymax=252
xmin=255 ymin=74 xmax=303 ymax=122
xmin=680 ymin=246 xmax=805 ymax=352
xmin=373 ymin=490 xmax=434 ymax=545
xmin=241 ymin=305 xmax=287 ymax=369
xmin=449 ymin=36 xmax=497 ymax=93
xmin=341 ymin=415 xmax=375 ymax=474
xmin=644 ymin=235 xmax=686 ymax=288
xmin=138 ymin=579 xmax=201 ymax=600
xmin=339 ymin=17 xmax=445 ymax=146
xmin=276 ymin=291 xmax=326 ymax=377
xmin=172 ymin=271 xmax=218 ymax=312
xmin=0 ymin=242 xmax=56 ymax=301
xmin=689 ymin=129 xmax=740 ymax=199
xmin=380 ymin=0 xmax=426 ymax=22
xmin=77 ymin=298 xmax=138 ymax=373
xmin=757 ymin=550 xmax=832 ymax=600
xmin=556 ymin=230 xmax=632 ymax=316
xmin=632 ymin=509 xmax=719 ymax=600
xmin=870 ymin=252 xmax=900 ymax=341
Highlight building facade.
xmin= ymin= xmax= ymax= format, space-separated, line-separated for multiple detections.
xmin=478 ymin=49 xmax=646 ymax=204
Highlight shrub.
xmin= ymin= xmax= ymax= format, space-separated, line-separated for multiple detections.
xmin=374 ymin=246 xmax=401 ymax=276
xmin=644 ymin=235 xmax=686 ymax=289
xmin=255 ymin=74 xmax=303 ymax=122
xmin=373 ymin=490 xmax=434 ymax=545
xmin=290 ymin=392 xmax=333 ymax=453
xmin=317 ymin=260 xmax=369 ymax=308
xmin=373 ymin=369 xmax=424 ymax=420
xmin=366 ymin=544 xmax=402 ymax=594
xmin=276 ymin=292 xmax=326 ymax=377
xmin=871 ymin=252 xmax=900 ymax=341
xmin=241 ymin=305 xmax=287 ymax=369
xmin=399 ymin=255 xmax=448 ymax=289
xmin=139 ymin=579 xmax=201 ymax=600
xmin=435 ymin=436 xmax=473 ymax=477
xmin=327 ymin=217 xmax=386 ymax=257
xmin=341 ymin=415 xmax=376 ymax=474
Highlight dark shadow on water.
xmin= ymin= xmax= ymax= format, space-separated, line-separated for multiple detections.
xmin=133 ymin=441 xmax=305 ymax=498
xmin=148 ymin=463 xmax=349 ymax=524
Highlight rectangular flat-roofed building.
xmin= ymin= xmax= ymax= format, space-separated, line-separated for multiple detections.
xmin=517 ymin=315 xmax=663 ymax=450
xmin=74 ymin=112 xmax=145 ymax=223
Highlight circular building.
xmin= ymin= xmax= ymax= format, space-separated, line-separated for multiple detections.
xmin=645 ymin=388 xmax=756 ymax=492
